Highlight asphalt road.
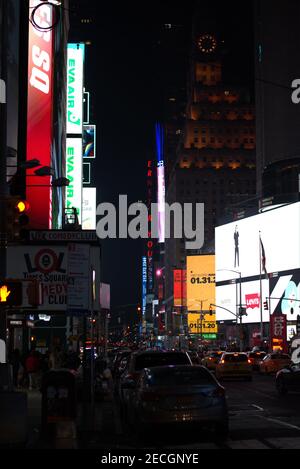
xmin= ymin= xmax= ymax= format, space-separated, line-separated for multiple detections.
xmin=80 ymin=372 xmax=300 ymax=450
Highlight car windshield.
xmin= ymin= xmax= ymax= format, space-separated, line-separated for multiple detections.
xmin=249 ymin=352 xmax=265 ymax=358
xmin=223 ymin=354 xmax=248 ymax=363
xmin=135 ymin=353 xmax=190 ymax=370
xmin=145 ymin=367 xmax=215 ymax=386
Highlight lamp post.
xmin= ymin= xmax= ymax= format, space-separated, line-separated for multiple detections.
xmin=193 ymin=299 xmax=209 ymax=350
xmin=217 ymin=269 xmax=243 ymax=351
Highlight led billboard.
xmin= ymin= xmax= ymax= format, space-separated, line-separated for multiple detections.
xmin=174 ymin=269 xmax=187 ymax=307
xmin=82 ymin=187 xmax=96 ymax=230
xmin=66 ymin=138 xmax=83 ymax=223
xmin=156 ymin=123 xmax=165 ymax=243
xmin=83 ymin=125 xmax=96 ymax=158
xmin=66 ymin=43 xmax=85 ymax=135
xmin=26 ymin=0 xmax=54 ymax=229
xmin=215 ymin=202 xmax=300 ymax=323
xmin=187 ymin=255 xmax=216 ymax=313
xmin=215 ymin=202 xmax=300 ymax=280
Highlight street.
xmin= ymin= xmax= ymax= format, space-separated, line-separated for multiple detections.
xmin=79 ymin=372 xmax=300 ymax=450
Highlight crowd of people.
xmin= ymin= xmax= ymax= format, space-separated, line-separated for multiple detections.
xmin=8 ymin=347 xmax=81 ymax=391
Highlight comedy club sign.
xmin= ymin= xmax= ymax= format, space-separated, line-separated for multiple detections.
xmin=7 ymin=246 xmax=68 ymax=311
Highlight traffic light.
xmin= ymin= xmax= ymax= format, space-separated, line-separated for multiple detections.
xmin=0 ymin=280 xmax=22 ymax=306
xmin=264 ymin=300 xmax=269 ymax=310
xmin=6 ymin=196 xmax=30 ymax=240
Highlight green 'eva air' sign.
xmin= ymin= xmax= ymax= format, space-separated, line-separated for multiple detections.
xmin=66 ymin=138 xmax=82 ymax=224
xmin=66 ymin=43 xmax=85 ymax=135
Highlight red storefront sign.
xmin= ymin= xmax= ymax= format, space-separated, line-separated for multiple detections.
xmin=26 ymin=1 xmax=54 ymax=229
xmin=245 ymin=293 xmax=260 ymax=309
xmin=173 ymin=269 xmax=186 ymax=307
xmin=270 ymin=314 xmax=287 ymax=353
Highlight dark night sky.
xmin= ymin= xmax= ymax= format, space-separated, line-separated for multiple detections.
xmin=70 ymin=0 xmax=254 ymax=307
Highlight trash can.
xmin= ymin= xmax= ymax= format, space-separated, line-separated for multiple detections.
xmin=41 ymin=369 xmax=77 ymax=440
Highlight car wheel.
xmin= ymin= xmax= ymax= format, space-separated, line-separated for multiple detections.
xmin=276 ymin=378 xmax=288 ymax=396
xmin=215 ymin=420 xmax=229 ymax=439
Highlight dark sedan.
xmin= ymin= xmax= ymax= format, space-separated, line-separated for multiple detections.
xmin=276 ymin=362 xmax=300 ymax=396
xmin=123 ymin=365 xmax=228 ymax=438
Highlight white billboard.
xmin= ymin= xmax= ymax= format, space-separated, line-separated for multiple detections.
xmin=215 ymin=202 xmax=300 ymax=280
xmin=82 ymin=187 xmax=96 ymax=230
xmin=216 ymin=279 xmax=270 ymax=323
xmin=66 ymin=138 xmax=83 ymax=224
xmin=66 ymin=43 xmax=85 ymax=135
xmin=215 ymin=202 xmax=300 ymax=323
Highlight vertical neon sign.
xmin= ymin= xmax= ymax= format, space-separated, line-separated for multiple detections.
xmin=142 ymin=256 xmax=147 ymax=329
xmin=26 ymin=0 xmax=54 ymax=228
xmin=155 ymin=123 xmax=165 ymax=243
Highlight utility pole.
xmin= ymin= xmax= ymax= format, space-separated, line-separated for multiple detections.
xmin=0 ymin=0 xmax=8 ymax=363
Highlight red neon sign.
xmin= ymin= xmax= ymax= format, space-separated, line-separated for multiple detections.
xmin=26 ymin=1 xmax=54 ymax=229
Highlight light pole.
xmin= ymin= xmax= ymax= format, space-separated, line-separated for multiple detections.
xmin=193 ymin=299 xmax=209 ymax=350
xmin=217 ymin=269 xmax=243 ymax=351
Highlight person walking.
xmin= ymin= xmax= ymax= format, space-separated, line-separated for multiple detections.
xmin=25 ymin=350 xmax=40 ymax=390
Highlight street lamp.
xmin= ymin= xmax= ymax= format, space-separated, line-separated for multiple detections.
xmin=193 ymin=298 xmax=209 ymax=349
xmin=217 ymin=269 xmax=244 ymax=351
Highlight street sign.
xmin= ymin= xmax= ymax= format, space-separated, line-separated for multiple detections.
xmin=188 ymin=313 xmax=218 ymax=334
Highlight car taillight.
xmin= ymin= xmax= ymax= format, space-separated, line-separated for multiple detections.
xmin=220 ymin=359 xmax=225 ymax=364
xmin=212 ymin=386 xmax=225 ymax=398
xmin=209 ymin=357 xmax=213 ymax=361
xmin=248 ymin=359 xmax=252 ymax=364
xmin=141 ymin=392 xmax=160 ymax=402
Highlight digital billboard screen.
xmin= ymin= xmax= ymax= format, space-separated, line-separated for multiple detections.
xmin=187 ymin=255 xmax=215 ymax=313
xmin=83 ymin=125 xmax=96 ymax=158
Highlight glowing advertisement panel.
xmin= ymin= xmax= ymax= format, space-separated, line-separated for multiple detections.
xmin=187 ymin=255 xmax=215 ymax=313
xmin=156 ymin=123 xmax=165 ymax=243
xmin=66 ymin=43 xmax=85 ymax=135
xmin=82 ymin=187 xmax=96 ymax=230
xmin=142 ymin=257 xmax=147 ymax=324
xmin=174 ymin=270 xmax=187 ymax=307
xmin=83 ymin=125 xmax=96 ymax=158
xmin=66 ymin=138 xmax=82 ymax=223
xmin=26 ymin=0 xmax=54 ymax=229
xmin=215 ymin=202 xmax=300 ymax=281
xmin=216 ymin=279 xmax=270 ymax=323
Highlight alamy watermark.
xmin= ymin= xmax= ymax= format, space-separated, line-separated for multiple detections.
xmin=95 ymin=195 xmax=204 ymax=250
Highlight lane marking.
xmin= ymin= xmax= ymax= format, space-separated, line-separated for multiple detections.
xmin=258 ymin=416 xmax=300 ymax=431
xmin=251 ymin=404 xmax=264 ymax=411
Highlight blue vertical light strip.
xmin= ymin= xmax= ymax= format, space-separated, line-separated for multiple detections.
xmin=142 ymin=256 xmax=147 ymax=327
xmin=155 ymin=123 xmax=165 ymax=243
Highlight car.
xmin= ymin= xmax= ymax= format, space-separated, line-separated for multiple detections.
xmin=259 ymin=353 xmax=291 ymax=374
xmin=201 ymin=351 xmax=224 ymax=371
xmin=276 ymin=362 xmax=300 ymax=396
xmin=118 ymin=350 xmax=193 ymax=410
xmin=215 ymin=352 xmax=252 ymax=381
xmin=123 ymin=365 xmax=228 ymax=437
xmin=246 ymin=351 xmax=266 ymax=370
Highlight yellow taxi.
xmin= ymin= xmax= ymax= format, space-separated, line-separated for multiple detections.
xmin=246 ymin=351 xmax=266 ymax=370
xmin=201 ymin=351 xmax=224 ymax=371
xmin=258 ymin=353 xmax=291 ymax=374
xmin=215 ymin=352 xmax=252 ymax=381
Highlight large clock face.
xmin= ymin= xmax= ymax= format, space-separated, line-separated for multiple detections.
xmin=197 ymin=34 xmax=217 ymax=53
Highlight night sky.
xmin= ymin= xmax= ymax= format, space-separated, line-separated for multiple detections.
xmin=70 ymin=0 xmax=254 ymax=308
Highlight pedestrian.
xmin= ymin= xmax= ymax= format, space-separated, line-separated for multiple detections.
xmin=25 ymin=350 xmax=40 ymax=390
